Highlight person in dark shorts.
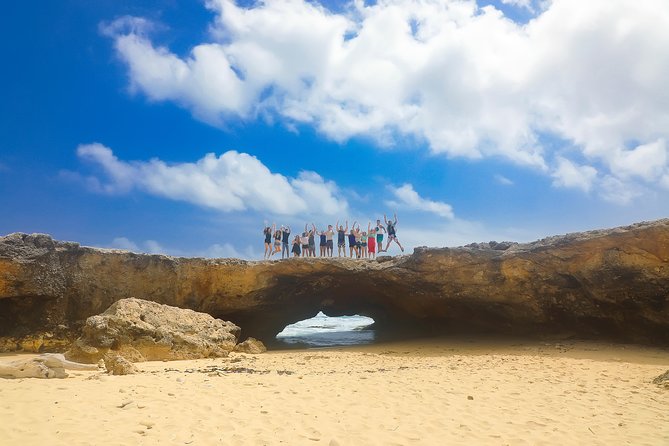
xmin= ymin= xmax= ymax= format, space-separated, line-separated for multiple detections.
xmin=324 ymin=224 xmax=335 ymax=257
xmin=336 ymin=220 xmax=348 ymax=257
xmin=319 ymin=229 xmax=327 ymax=257
xmin=281 ymin=226 xmax=291 ymax=259
xmin=383 ymin=213 xmax=404 ymax=253
xmin=348 ymin=221 xmax=358 ymax=258
xmin=306 ymin=223 xmax=317 ymax=257
xmin=263 ymin=222 xmax=274 ymax=259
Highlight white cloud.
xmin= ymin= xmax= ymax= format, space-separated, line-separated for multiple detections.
xmin=104 ymin=0 xmax=669 ymax=202
xmin=551 ymin=157 xmax=597 ymax=193
xmin=76 ymin=143 xmax=348 ymax=216
xmin=385 ymin=183 xmax=454 ymax=219
xmin=609 ymin=139 xmax=667 ymax=181
xmin=494 ymin=174 xmax=514 ymax=186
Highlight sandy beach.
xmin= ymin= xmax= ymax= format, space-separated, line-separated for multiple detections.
xmin=1 ymin=338 xmax=667 ymax=446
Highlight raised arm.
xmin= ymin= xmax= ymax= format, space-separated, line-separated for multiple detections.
xmin=368 ymin=221 xmax=371 ymax=232
xmin=312 ymin=223 xmax=317 ymax=233
xmin=344 ymin=220 xmax=349 ymax=232
xmin=384 ymin=214 xmax=389 ymax=225
xmin=304 ymin=223 xmax=308 ymax=233
xmin=394 ymin=213 xmax=398 ymax=224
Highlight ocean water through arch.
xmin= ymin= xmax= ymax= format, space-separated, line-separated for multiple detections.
xmin=275 ymin=312 xmax=375 ymax=348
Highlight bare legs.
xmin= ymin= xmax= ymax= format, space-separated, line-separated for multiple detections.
xmin=384 ymin=236 xmax=404 ymax=253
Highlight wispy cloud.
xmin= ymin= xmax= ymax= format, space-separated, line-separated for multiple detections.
xmin=494 ymin=174 xmax=514 ymax=186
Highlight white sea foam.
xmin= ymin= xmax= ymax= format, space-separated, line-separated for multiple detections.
xmin=276 ymin=311 xmax=375 ymax=347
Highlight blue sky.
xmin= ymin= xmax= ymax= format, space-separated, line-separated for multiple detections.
xmin=1 ymin=0 xmax=668 ymax=259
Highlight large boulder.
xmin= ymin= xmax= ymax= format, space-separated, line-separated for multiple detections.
xmin=65 ymin=298 xmax=240 ymax=363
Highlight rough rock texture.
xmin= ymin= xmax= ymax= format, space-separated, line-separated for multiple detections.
xmin=653 ymin=370 xmax=669 ymax=389
xmin=103 ymin=354 xmax=138 ymax=375
xmin=1 ymin=220 xmax=668 ymax=349
xmin=0 ymin=353 xmax=98 ymax=379
xmin=234 ymin=337 xmax=267 ymax=354
xmin=65 ymin=298 xmax=241 ymax=363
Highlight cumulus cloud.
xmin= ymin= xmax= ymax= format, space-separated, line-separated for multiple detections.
xmin=385 ymin=183 xmax=455 ymax=219
xmin=551 ymin=157 xmax=598 ymax=192
xmin=76 ymin=143 xmax=348 ymax=216
xmin=104 ymin=0 xmax=669 ymax=202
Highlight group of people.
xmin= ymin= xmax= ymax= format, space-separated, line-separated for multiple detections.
xmin=263 ymin=214 xmax=404 ymax=260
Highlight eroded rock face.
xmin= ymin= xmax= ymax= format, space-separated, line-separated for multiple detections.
xmin=1 ymin=220 xmax=668 ymax=349
xmin=65 ymin=298 xmax=241 ymax=363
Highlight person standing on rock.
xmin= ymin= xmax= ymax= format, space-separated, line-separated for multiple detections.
xmin=367 ymin=222 xmax=377 ymax=259
xmin=382 ymin=213 xmax=404 ymax=253
xmin=325 ymin=224 xmax=335 ymax=257
xmin=319 ymin=227 xmax=327 ymax=257
xmin=375 ymin=219 xmax=386 ymax=253
xmin=291 ymin=235 xmax=301 ymax=257
xmin=263 ymin=222 xmax=274 ymax=259
xmin=336 ymin=220 xmax=348 ymax=257
xmin=281 ymin=225 xmax=291 ymax=259
xmin=307 ymin=223 xmax=317 ymax=257
xmin=349 ymin=222 xmax=359 ymax=258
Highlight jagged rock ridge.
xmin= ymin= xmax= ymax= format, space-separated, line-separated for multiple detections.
xmin=0 ymin=219 xmax=668 ymax=350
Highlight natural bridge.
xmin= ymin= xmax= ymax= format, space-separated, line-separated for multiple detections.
xmin=1 ymin=219 xmax=668 ymax=351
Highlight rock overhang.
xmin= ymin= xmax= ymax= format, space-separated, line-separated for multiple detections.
xmin=0 ymin=219 xmax=668 ymax=350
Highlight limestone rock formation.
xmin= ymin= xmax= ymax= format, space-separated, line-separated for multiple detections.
xmin=0 ymin=353 xmax=98 ymax=379
xmin=103 ymin=354 xmax=138 ymax=375
xmin=65 ymin=298 xmax=241 ymax=363
xmin=1 ymin=219 xmax=668 ymax=348
xmin=234 ymin=337 xmax=267 ymax=354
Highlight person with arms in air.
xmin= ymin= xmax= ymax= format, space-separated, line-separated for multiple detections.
xmin=382 ymin=213 xmax=404 ymax=253
xmin=336 ymin=220 xmax=348 ymax=257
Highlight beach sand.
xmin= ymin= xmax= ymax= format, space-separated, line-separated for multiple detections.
xmin=1 ymin=338 xmax=667 ymax=446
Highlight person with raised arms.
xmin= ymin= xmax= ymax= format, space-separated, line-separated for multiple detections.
xmin=263 ymin=222 xmax=274 ymax=260
xmin=367 ymin=222 xmax=377 ymax=259
xmin=348 ymin=221 xmax=359 ymax=258
xmin=336 ymin=220 xmax=348 ymax=257
xmin=382 ymin=213 xmax=404 ymax=253
xmin=281 ymin=225 xmax=291 ymax=259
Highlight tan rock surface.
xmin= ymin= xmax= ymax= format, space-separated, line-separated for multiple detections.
xmin=65 ymin=298 xmax=240 ymax=363
xmin=234 ymin=337 xmax=267 ymax=354
xmin=0 ymin=219 xmax=668 ymax=349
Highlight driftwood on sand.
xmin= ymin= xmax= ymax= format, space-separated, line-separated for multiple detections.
xmin=0 ymin=353 xmax=99 ymax=379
